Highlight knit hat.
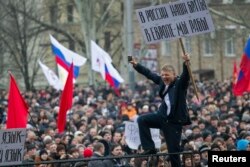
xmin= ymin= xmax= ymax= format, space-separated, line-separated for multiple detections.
xmin=199 ymin=144 xmax=210 ymax=153
xmin=83 ymin=148 xmax=93 ymax=158
xmin=237 ymin=139 xmax=250 ymax=151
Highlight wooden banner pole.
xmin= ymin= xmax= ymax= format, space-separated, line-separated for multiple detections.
xmin=179 ymin=38 xmax=199 ymax=101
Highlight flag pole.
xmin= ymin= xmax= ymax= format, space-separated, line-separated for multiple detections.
xmin=179 ymin=38 xmax=199 ymax=101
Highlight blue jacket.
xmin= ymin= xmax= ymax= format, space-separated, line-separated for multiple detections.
xmin=134 ymin=62 xmax=191 ymax=125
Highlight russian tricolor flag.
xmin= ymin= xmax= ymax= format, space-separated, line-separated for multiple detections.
xmin=233 ymin=70 xmax=250 ymax=96
xmin=233 ymin=37 xmax=250 ymax=96
xmin=49 ymin=35 xmax=86 ymax=88
xmin=91 ymin=40 xmax=124 ymax=94
xmin=240 ymin=37 xmax=250 ymax=78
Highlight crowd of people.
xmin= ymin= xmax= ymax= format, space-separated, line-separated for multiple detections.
xmin=0 ymin=76 xmax=250 ymax=167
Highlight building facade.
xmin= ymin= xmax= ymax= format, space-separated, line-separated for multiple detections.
xmin=36 ymin=0 xmax=250 ymax=88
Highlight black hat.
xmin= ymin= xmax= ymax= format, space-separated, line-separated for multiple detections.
xmin=199 ymin=144 xmax=210 ymax=153
xmin=27 ymin=144 xmax=36 ymax=151
xmin=39 ymin=149 xmax=48 ymax=156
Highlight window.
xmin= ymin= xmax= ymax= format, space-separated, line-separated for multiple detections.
xmin=50 ymin=5 xmax=58 ymax=24
xmin=184 ymin=38 xmax=192 ymax=53
xmin=67 ymin=5 xmax=74 ymax=23
xmin=69 ymin=39 xmax=75 ymax=51
xmin=68 ymin=34 xmax=76 ymax=51
xmin=224 ymin=30 xmax=235 ymax=57
xmin=161 ymin=41 xmax=171 ymax=56
xmin=104 ymin=31 xmax=111 ymax=51
xmin=203 ymin=34 xmax=213 ymax=57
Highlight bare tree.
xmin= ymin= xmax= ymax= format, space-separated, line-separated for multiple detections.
xmin=1 ymin=0 xmax=124 ymax=87
xmin=0 ymin=0 xmax=48 ymax=90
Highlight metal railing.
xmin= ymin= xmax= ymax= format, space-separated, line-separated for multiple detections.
xmin=4 ymin=151 xmax=194 ymax=167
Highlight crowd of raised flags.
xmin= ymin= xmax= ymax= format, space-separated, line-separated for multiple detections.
xmin=6 ymin=35 xmax=124 ymax=132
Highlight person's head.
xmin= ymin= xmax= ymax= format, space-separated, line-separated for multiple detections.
xmin=49 ymin=143 xmax=57 ymax=153
xmin=182 ymin=154 xmax=194 ymax=167
xmin=210 ymin=143 xmax=221 ymax=151
xmin=74 ymin=131 xmax=84 ymax=143
xmin=26 ymin=144 xmax=37 ymax=156
xmin=44 ymin=138 xmax=53 ymax=149
xmin=192 ymin=150 xmax=201 ymax=165
xmin=61 ymin=134 xmax=71 ymax=145
xmin=137 ymin=144 xmax=144 ymax=154
xmin=198 ymin=120 xmax=206 ymax=130
xmin=45 ymin=128 xmax=56 ymax=138
xmin=210 ymin=116 xmax=219 ymax=127
xmin=112 ymin=131 xmax=122 ymax=143
xmin=142 ymin=105 xmax=149 ymax=113
xmin=237 ymin=139 xmax=250 ymax=151
xmin=213 ymin=137 xmax=226 ymax=151
xmin=69 ymin=148 xmax=80 ymax=159
xmin=54 ymin=134 xmax=62 ymax=144
xmin=102 ymin=131 xmax=112 ymax=142
xmin=76 ymin=144 xmax=85 ymax=155
xmin=160 ymin=64 xmax=176 ymax=84
xmin=93 ymin=142 xmax=105 ymax=155
xmin=192 ymin=125 xmax=201 ymax=135
xmin=199 ymin=144 xmax=209 ymax=160
xmin=27 ymin=130 xmax=37 ymax=142
xmin=217 ymin=121 xmax=227 ymax=133
xmin=202 ymin=131 xmax=212 ymax=143
xmin=110 ymin=144 xmax=123 ymax=156
xmin=56 ymin=144 xmax=66 ymax=156
xmin=89 ymin=128 xmax=97 ymax=137
xmin=128 ymin=157 xmax=135 ymax=167
xmin=83 ymin=148 xmax=93 ymax=158
xmin=39 ymin=149 xmax=49 ymax=161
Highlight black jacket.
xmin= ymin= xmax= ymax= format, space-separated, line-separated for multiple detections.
xmin=88 ymin=152 xmax=104 ymax=167
xmin=134 ymin=62 xmax=191 ymax=125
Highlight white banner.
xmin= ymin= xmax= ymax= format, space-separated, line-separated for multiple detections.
xmin=124 ymin=121 xmax=161 ymax=150
xmin=0 ymin=129 xmax=26 ymax=166
xmin=136 ymin=0 xmax=215 ymax=43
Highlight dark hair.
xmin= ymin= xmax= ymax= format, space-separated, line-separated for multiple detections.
xmin=210 ymin=143 xmax=221 ymax=151
xmin=39 ymin=149 xmax=48 ymax=156
xmin=110 ymin=143 xmax=121 ymax=152
xmin=69 ymin=148 xmax=79 ymax=154
xmin=57 ymin=144 xmax=66 ymax=152
xmin=182 ymin=154 xmax=192 ymax=163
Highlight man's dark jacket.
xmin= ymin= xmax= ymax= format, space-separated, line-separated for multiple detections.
xmin=134 ymin=62 xmax=191 ymax=125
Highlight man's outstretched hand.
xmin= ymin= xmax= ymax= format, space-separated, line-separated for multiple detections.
xmin=129 ymin=56 xmax=138 ymax=66
xmin=182 ymin=53 xmax=190 ymax=62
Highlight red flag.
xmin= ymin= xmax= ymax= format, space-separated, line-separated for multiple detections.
xmin=248 ymin=80 xmax=250 ymax=92
xmin=240 ymin=38 xmax=250 ymax=78
xmin=233 ymin=70 xmax=250 ymax=96
xmin=57 ymin=63 xmax=74 ymax=133
xmin=233 ymin=37 xmax=250 ymax=96
xmin=232 ymin=60 xmax=238 ymax=89
xmin=7 ymin=73 xmax=28 ymax=128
